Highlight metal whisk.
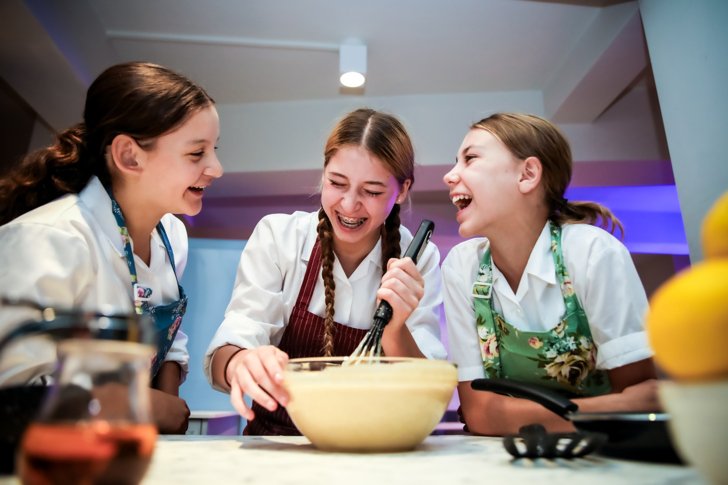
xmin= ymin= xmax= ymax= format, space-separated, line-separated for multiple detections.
xmin=346 ymin=220 xmax=435 ymax=365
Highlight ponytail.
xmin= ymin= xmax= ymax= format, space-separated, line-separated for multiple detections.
xmin=550 ymin=198 xmax=624 ymax=237
xmin=0 ymin=123 xmax=94 ymax=225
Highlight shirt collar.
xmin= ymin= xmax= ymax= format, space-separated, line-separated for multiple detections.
xmin=525 ymin=221 xmax=557 ymax=286
xmin=79 ymin=176 xmax=166 ymax=258
xmin=79 ymin=176 xmax=125 ymax=257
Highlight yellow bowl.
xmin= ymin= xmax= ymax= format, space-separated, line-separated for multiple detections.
xmin=659 ymin=380 xmax=728 ymax=484
xmin=283 ymin=357 xmax=457 ymax=452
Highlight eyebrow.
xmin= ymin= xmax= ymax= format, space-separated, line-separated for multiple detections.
xmin=328 ymin=171 xmax=388 ymax=187
xmin=187 ymin=138 xmax=218 ymax=145
xmin=456 ymin=144 xmax=474 ymax=161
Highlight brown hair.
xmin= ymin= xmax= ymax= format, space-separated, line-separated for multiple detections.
xmin=317 ymin=108 xmax=414 ymax=356
xmin=472 ymin=112 xmax=623 ymax=235
xmin=0 ymin=62 xmax=214 ymax=225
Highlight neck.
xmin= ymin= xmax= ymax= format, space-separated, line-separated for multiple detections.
xmin=112 ymin=184 xmax=162 ymax=266
xmin=333 ymin=232 xmax=379 ymax=278
xmin=488 ymin=217 xmax=547 ymax=293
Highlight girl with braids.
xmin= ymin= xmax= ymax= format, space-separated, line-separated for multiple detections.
xmin=441 ymin=113 xmax=659 ymax=436
xmin=206 ymin=108 xmax=446 ymax=435
xmin=0 ymin=62 xmax=223 ymax=433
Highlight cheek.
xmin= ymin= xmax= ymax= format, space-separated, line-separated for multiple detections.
xmin=320 ymin=187 xmax=337 ymax=208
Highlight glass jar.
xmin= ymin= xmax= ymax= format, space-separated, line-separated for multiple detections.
xmin=17 ymin=338 xmax=156 ymax=485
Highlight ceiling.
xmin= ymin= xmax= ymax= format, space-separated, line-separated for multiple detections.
xmin=1 ymin=0 xmax=646 ymax=131
xmin=1 ymin=0 xmax=679 ymax=253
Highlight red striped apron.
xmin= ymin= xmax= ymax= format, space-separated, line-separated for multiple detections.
xmin=244 ymin=239 xmax=368 ymax=435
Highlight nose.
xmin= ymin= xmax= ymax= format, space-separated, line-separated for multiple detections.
xmin=205 ymin=153 xmax=224 ymax=179
xmin=443 ymin=166 xmax=460 ymax=186
xmin=340 ymin=189 xmax=361 ymax=212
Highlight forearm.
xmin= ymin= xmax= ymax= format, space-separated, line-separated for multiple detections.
xmin=152 ymin=361 xmax=182 ymax=396
xmin=459 ymin=383 xmax=576 ymax=435
xmin=381 ymin=322 xmax=425 ymax=358
xmin=210 ymin=344 xmax=245 ymax=392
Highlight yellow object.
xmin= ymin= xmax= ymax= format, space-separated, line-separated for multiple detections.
xmin=283 ymin=357 xmax=457 ymax=452
xmin=647 ymin=260 xmax=728 ymax=381
xmin=702 ymin=191 xmax=728 ymax=259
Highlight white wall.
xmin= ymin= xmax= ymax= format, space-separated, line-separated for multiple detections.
xmin=640 ymin=0 xmax=728 ymax=261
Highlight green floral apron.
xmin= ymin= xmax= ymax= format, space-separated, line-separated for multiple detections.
xmin=472 ymin=221 xmax=610 ymax=396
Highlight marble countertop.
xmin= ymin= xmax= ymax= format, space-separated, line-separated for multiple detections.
xmin=137 ymin=434 xmax=702 ymax=485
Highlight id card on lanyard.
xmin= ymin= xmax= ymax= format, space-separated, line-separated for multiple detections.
xmin=108 ymin=194 xmax=188 ymax=377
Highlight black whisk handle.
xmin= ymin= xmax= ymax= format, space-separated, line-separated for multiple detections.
xmin=404 ymin=220 xmax=435 ymax=265
xmin=371 ymin=219 xmax=435 ymax=330
xmin=373 ymin=300 xmax=393 ymax=323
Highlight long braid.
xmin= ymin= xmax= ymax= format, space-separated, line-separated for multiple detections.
xmin=316 ymin=207 xmax=337 ymax=357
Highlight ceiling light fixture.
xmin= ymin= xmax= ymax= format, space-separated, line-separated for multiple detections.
xmin=339 ymin=42 xmax=367 ymax=88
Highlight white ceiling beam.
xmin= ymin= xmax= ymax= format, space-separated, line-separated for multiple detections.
xmin=544 ymin=2 xmax=648 ymax=123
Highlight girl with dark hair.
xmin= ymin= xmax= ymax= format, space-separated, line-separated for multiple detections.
xmin=442 ymin=113 xmax=659 ymax=435
xmin=0 ymin=62 xmax=223 ymax=433
xmin=205 ymin=108 xmax=446 ymax=435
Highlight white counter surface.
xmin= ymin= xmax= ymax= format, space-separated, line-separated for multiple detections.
xmin=0 ymin=434 xmax=702 ymax=484
xmin=139 ymin=434 xmax=701 ymax=485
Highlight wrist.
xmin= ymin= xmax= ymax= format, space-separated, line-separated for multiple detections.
xmin=223 ymin=348 xmax=245 ymax=387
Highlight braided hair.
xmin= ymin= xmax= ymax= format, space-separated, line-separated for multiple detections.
xmin=317 ymin=108 xmax=414 ymax=356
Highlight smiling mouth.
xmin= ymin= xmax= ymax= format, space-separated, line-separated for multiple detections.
xmin=189 ymin=186 xmax=206 ymax=193
xmin=452 ymin=195 xmax=472 ymax=210
xmin=337 ymin=213 xmax=366 ymax=228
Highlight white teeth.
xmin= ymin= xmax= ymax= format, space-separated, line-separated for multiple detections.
xmin=451 ymin=194 xmax=471 ymax=204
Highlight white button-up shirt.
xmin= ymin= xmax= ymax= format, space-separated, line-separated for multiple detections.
xmin=442 ymin=222 xmax=652 ymax=382
xmin=204 ymin=211 xmax=447 ymax=386
xmin=0 ymin=176 xmax=189 ymax=385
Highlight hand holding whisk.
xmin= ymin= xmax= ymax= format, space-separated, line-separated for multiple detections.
xmin=346 ymin=220 xmax=435 ymax=365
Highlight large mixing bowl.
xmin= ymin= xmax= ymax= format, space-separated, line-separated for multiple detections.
xmin=283 ymin=357 xmax=457 ymax=452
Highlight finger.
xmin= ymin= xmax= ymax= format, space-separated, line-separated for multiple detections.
xmin=382 ymin=259 xmax=423 ymax=286
xmin=229 ymin=379 xmax=254 ymax=421
xmin=240 ymin=357 xmax=281 ymax=412
xmin=380 ymin=272 xmax=424 ymax=303
xmin=259 ymin=350 xmax=290 ymax=406
xmin=376 ymin=287 xmax=418 ymax=319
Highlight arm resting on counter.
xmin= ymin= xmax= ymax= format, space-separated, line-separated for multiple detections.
xmin=460 ymin=358 xmax=660 ymax=436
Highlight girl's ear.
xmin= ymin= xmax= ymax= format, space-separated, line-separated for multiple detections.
xmin=396 ymin=179 xmax=412 ymax=204
xmin=109 ymin=134 xmax=143 ymax=175
xmin=518 ymin=156 xmax=542 ymax=194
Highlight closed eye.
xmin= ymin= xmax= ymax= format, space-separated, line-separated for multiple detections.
xmin=364 ymin=190 xmax=383 ymax=197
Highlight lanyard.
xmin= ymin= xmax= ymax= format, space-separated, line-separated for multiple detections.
xmin=108 ymin=196 xmax=180 ymax=314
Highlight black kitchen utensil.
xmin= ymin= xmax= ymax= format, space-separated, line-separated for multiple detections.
xmin=347 ymin=220 xmax=435 ymax=364
xmin=503 ymin=423 xmax=607 ymax=459
xmin=472 ymin=377 xmax=682 ymax=463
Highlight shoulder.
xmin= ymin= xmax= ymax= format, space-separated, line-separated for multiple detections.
xmin=561 ymin=223 xmax=630 ymax=260
xmin=254 ymin=211 xmax=316 ymax=241
xmin=6 ymin=192 xmax=80 ymax=227
xmin=0 ymin=194 xmax=90 ymax=246
xmin=442 ymin=238 xmax=488 ymax=269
